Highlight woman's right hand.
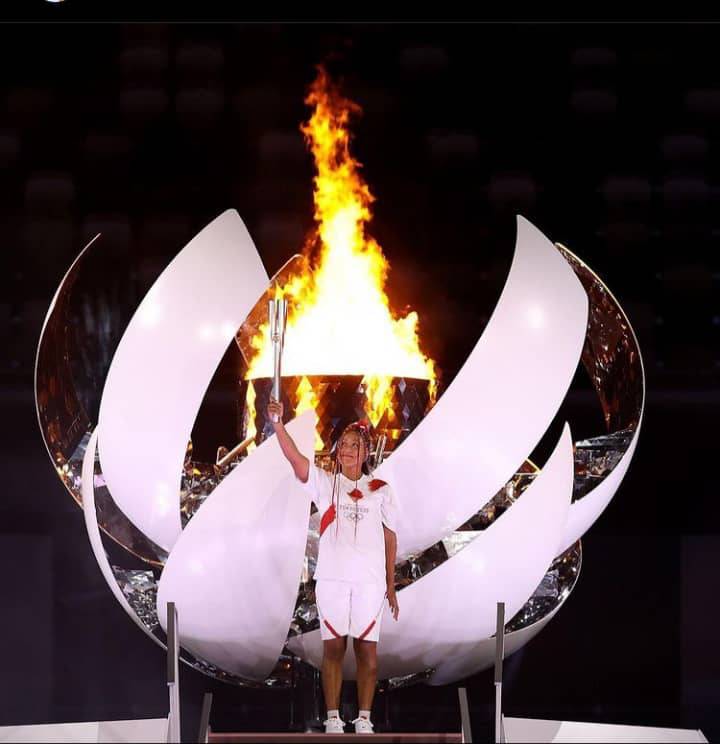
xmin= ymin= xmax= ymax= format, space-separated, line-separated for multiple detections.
xmin=267 ymin=399 xmax=284 ymax=425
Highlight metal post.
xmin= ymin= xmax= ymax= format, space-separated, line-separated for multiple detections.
xmin=458 ymin=686 xmax=472 ymax=743
xmin=301 ymin=663 xmax=323 ymax=732
xmin=166 ymin=602 xmax=181 ymax=744
xmin=197 ymin=692 xmax=213 ymax=744
xmin=494 ymin=602 xmax=505 ymax=744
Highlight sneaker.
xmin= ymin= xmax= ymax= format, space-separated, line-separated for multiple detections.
xmin=323 ymin=715 xmax=345 ymax=734
xmin=352 ymin=716 xmax=374 ymax=734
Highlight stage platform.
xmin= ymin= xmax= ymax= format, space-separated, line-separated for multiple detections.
xmin=503 ymin=716 xmax=708 ymax=743
xmin=209 ymin=733 xmax=461 ymax=743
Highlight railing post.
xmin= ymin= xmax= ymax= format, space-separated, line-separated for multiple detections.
xmin=494 ymin=601 xmax=506 ymax=744
xmin=458 ymin=686 xmax=472 ymax=743
xmin=197 ymin=692 xmax=213 ymax=744
xmin=166 ymin=602 xmax=181 ymax=744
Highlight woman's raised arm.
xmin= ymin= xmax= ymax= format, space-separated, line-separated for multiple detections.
xmin=267 ymin=399 xmax=310 ymax=482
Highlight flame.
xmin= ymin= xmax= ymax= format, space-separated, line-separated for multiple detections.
xmin=246 ymin=66 xmax=436 ymax=426
xmin=244 ymin=381 xmax=257 ymax=455
xmin=295 ymin=376 xmax=325 ymax=450
xmin=363 ymin=374 xmax=395 ymax=428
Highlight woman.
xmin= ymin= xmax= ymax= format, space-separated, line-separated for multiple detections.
xmin=267 ymin=399 xmax=400 ymax=735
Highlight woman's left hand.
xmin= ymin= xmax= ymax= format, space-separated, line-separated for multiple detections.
xmin=387 ymin=588 xmax=399 ymax=621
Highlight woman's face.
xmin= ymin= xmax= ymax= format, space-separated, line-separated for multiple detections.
xmin=338 ymin=431 xmax=367 ymax=470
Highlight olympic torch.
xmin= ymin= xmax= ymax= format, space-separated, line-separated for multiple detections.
xmin=268 ymin=294 xmax=288 ymax=423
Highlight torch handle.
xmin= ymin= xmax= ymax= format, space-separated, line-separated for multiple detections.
xmin=271 ymin=342 xmax=282 ymax=422
xmin=268 ymin=297 xmax=287 ymax=424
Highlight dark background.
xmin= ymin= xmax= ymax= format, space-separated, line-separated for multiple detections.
xmin=0 ymin=11 xmax=718 ymax=741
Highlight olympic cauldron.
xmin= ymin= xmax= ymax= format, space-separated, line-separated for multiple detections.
xmin=34 ymin=210 xmax=643 ymax=689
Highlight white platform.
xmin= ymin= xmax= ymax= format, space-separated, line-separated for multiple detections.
xmin=504 ymin=716 xmax=708 ymax=743
xmin=0 ymin=717 xmax=168 ymax=743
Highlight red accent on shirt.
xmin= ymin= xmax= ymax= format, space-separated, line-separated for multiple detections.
xmin=319 ymin=504 xmax=336 ymax=537
xmin=358 ymin=619 xmax=376 ymax=641
xmin=368 ymin=479 xmax=387 ymax=492
xmin=348 ymin=488 xmax=363 ymax=501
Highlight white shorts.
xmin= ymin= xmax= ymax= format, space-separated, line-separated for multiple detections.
xmin=315 ymin=580 xmax=386 ymax=642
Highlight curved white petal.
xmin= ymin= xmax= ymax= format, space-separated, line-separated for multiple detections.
xmin=556 ymin=264 xmax=647 ymax=555
xmin=81 ymin=427 xmax=166 ymax=651
xmin=429 ymin=579 xmax=568 ymax=686
xmin=430 ymin=602 xmax=562 ymax=686
xmin=377 ymin=216 xmax=588 ymax=558
xmin=156 ymin=410 xmax=316 ymax=681
xmin=558 ymin=418 xmax=642 ymax=555
xmin=289 ymin=423 xmax=575 ymax=682
xmin=97 ymin=210 xmax=269 ymax=551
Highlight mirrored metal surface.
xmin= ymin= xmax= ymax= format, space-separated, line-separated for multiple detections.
xmin=246 ymin=375 xmax=433 ymax=455
xmin=112 ymin=567 xmax=160 ymax=632
xmin=505 ymin=540 xmax=582 ymax=633
xmin=35 ymin=235 xmax=167 ymax=566
xmin=572 ymin=429 xmax=635 ymax=502
xmin=557 ymin=244 xmax=643 ymax=435
xmin=382 ymin=668 xmax=435 ymax=691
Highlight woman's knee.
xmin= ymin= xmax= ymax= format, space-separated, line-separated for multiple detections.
xmin=323 ymin=637 xmax=347 ymax=662
xmin=354 ymin=640 xmax=378 ymax=671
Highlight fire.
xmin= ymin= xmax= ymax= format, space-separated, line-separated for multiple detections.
xmin=364 ymin=374 xmax=395 ymax=428
xmin=244 ymin=380 xmax=257 ymax=455
xmin=294 ymin=376 xmax=324 ymax=450
xmin=246 ymin=66 xmax=436 ymax=429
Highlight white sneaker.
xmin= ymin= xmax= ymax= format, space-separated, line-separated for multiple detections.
xmin=352 ymin=716 xmax=374 ymax=734
xmin=323 ymin=715 xmax=345 ymax=734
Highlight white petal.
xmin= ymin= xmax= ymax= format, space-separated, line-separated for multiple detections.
xmin=156 ymin=410 xmax=316 ymax=680
xmin=376 ymin=216 xmax=588 ymax=558
xmin=97 ymin=210 xmax=269 ymax=551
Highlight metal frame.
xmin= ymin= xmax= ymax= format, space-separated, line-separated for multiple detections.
xmin=167 ymin=602 xmax=181 ymax=744
xmin=197 ymin=692 xmax=213 ymax=744
xmin=494 ymin=602 xmax=506 ymax=744
xmin=458 ymin=686 xmax=472 ymax=743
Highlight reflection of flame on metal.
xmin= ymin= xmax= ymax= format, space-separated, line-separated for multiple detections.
xmin=363 ymin=374 xmax=395 ymax=428
xmin=243 ymin=378 xmax=257 ymax=455
xmin=241 ymin=66 xmax=437 ymax=440
xmin=242 ymin=375 xmax=433 ymax=456
xmin=215 ymin=436 xmax=254 ymax=469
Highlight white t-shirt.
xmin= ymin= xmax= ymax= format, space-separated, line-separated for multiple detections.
xmin=299 ymin=464 xmax=398 ymax=586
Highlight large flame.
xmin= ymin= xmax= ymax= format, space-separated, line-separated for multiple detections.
xmin=246 ymin=67 xmax=436 ymax=425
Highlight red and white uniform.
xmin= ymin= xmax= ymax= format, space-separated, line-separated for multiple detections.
xmin=299 ymin=464 xmax=398 ymax=641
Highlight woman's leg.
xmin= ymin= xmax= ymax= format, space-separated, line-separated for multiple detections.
xmin=353 ymin=638 xmax=378 ymax=712
xmin=321 ymin=636 xmax=347 ymax=712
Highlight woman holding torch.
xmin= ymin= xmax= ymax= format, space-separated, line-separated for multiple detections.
xmin=267 ymin=398 xmax=399 ymax=736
